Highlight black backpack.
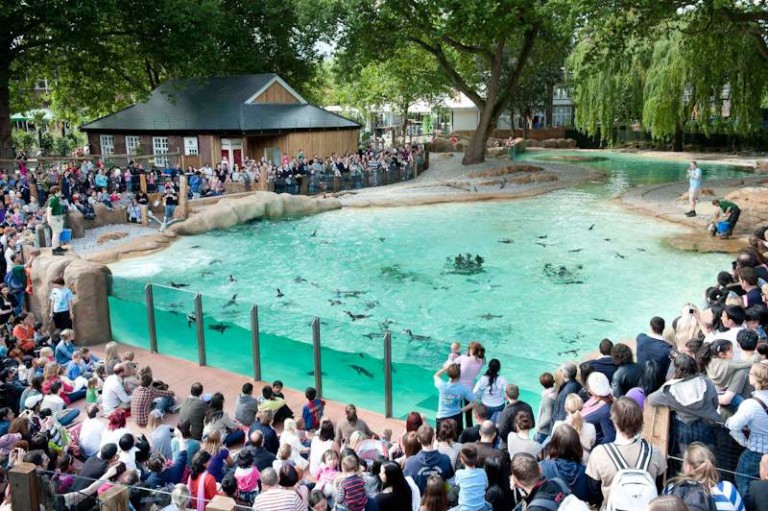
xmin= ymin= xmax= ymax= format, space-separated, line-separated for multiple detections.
xmin=666 ymin=481 xmax=716 ymax=511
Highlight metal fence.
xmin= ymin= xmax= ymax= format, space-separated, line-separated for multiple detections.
xmin=143 ymin=283 xmax=398 ymax=417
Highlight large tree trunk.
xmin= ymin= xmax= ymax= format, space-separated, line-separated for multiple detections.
xmin=0 ymin=58 xmax=12 ymax=160
xmin=672 ymin=124 xmax=684 ymax=152
xmin=462 ymin=106 xmax=495 ymax=165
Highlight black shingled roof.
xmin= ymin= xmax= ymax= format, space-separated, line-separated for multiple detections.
xmin=81 ymin=75 xmax=360 ymax=132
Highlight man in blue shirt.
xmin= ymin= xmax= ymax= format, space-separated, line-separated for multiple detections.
xmin=686 ymin=161 xmax=702 ymax=217
xmin=434 ymin=363 xmax=476 ymax=436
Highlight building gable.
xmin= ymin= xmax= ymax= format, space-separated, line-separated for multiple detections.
xmin=245 ymin=76 xmax=306 ymax=105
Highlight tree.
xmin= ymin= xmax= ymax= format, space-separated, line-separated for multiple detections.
xmin=338 ymin=0 xmax=572 ymax=165
xmin=3 ymin=0 xmax=332 ymax=159
xmin=570 ymin=0 xmax=768 ymax=149
xmin=334 ymin=47 xmax=451 ymax=142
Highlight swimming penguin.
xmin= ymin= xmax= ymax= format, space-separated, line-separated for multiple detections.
xmin=228 ymin=274 xmax=236 ymax=284
xmin=276 ymin=288 xmax=284 ymax=298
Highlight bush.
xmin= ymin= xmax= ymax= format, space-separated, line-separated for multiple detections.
xmin=39 ymin=133 xmax=54 ymax=155
xmin=52 ymin=136 xmax=75 ymax=157
xmin=11 ymin=130 xmax=36 ymax=153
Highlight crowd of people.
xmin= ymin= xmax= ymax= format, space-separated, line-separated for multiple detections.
xmin=1 ymin=157 xmax=768 ymax=510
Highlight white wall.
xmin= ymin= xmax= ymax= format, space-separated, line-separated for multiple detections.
xmin=451 ymin=109 xmax=480 ymax=131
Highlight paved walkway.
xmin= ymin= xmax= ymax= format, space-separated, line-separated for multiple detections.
xmin=83 ymin=342 xmax=405 ymax=439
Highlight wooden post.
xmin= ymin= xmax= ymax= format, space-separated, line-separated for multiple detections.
xmin=100 ymin=485 xmax=129 ymax=511
xmin=140 ymin=173 xmax=147 ymax=193
xmin=141 ymin=205 xmax=148 ymax=227
xmin=29 ymin=176 xmax=39 ymax=203
xmin=146 ymin=284 xmax=158 ymax=353
xmin=178 ymin=174 xmax=188 ymax=218
xmin=333 ymin=176 xmax=340 ymax=193
xmin=9 ymin=462 xmax=40 ymax=511
xmin=206 ymin=495 xmax=237 ymax=511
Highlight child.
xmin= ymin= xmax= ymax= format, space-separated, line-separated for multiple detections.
xmin=294 ymin=417 xmax=310 ymax=447
xmin=313 ymin=449 xmax=340 ymax=498
xmin=272 ymin=380 xmax=285 ymax=399
xmin=85 ymin=377 xmax=99 ymax=404
xmin=335 ymin=455 xmax=367 ymax=511
xmin=454 ymin=444 xmax=489 ymax=511
xmin=272 ymin=444 xmax=296 ymax=475
xmin=234 ymin=449 xmax=260 ymax=504
xmin=445 ymin=341 xmax=462 ymax=365
xmin=380 ymin=429 xmax=393 ymax=452
xmin=302 ymin=386 xmax=325 ymax=431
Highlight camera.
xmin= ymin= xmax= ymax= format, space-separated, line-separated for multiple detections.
xmin=689 ymin=308 xmax=695 ymax=314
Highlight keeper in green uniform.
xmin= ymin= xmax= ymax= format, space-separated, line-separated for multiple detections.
xmin=712 ymin=198 xmax=741 ymax=238
xmin=46 ymin=185 xmax=67 ymax=255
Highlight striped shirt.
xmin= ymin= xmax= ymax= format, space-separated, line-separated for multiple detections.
xmin=712 ymin=481 xmax=745 ymax=511
xmin=252 ymin=488 xmax=304 ymax=511
xmin=336 ymin=474 xmax=368 ymax=511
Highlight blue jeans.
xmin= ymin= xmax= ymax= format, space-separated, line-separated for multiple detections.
xmin=58 ymin=409 xmax=80 ymax=426
xmin=736 ymin=448 xmax=763 ymax=502
xmin=223 ymin=429 xmax=245 ymax=447
xmin=66 ymin=389 xmax=86 ymax=403
xmin=164 ymin=205 xmax=176 ymax=220
xmin=153 ymin=396 xmax=175 ymax=413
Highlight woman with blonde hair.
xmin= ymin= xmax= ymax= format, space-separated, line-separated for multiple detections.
xmin=104 ymin=341 xmax=122 ymax=375
xmin=662 ymin=442 xmax=744 ymax=510
xmin=550 ymin=393 xmax=596 ymax=463
xmin=726 ymin=361 xmax=768 ymax=501
xmin=674 ymin=304 xmax=703 ymax=352
xmin=201 ymin=430 xmax=232 ymax=482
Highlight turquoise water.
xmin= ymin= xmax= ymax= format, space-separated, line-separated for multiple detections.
xmin=108 ymin=151 xmax=745 ymax=418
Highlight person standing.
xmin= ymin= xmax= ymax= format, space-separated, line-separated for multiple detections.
xmin=686 ymin=161 xmax=702 ymax=217
xmin=49 ymin=277 xmax=74 ymax=330
xmin=162 ymin=183 xmax=178 ymax=222
xmin=46 ymin=185 xmax=67 ymax=254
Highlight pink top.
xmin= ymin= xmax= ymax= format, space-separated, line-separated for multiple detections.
xmin=234 ymin=466 xmax=261 ymax=492
xmin=313 ymin=464 xmax=339 ymax=491
xmin=454 ymin=355 xmax=484 ymax=389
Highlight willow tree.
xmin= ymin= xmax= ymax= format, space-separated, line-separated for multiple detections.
xmin=570 ymin=0 xmax=768 ymax=149
xmin=338 ymin=0 xmax=573 ymax=165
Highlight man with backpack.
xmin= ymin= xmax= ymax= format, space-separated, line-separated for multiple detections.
xmin=586 ymin=397 xmax=667 ymax=509
xmin=510 ymin=452 xmax=589 ymax=510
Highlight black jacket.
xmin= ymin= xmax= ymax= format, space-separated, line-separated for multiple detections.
xmin=553 ymin=380 xmax=583 ymax=423
xmin=612 ymin=363 xmax=643 ymax=397
xmin=524 ymin=479 xmax=569 ymax=511
xmin=588 ymin=356 xmax=618 ymax=383
xmin=497 ymin=401 xmax=534 ymax=449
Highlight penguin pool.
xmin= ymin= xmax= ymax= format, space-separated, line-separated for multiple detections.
xmin=107 ymin=151 xmax=747 ymax=419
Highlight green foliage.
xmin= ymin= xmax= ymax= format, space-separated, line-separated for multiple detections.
xmin=52 ymin=136 xmax=75 ymax=157
xmin=38 ymin=133 xmax=53 ymax=156
xmin=337 ymin=0 xmax=575 ymax=163
xmin=11 ymin=130 xmax=35 ymax=153
xmin=570 ymin=0 xmax=768 ymax=145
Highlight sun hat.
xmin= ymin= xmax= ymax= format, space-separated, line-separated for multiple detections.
xmin=587 ymin=372 xmax=612 ymax=397
xmin=24 ymin=394 xmax=43 ymax=410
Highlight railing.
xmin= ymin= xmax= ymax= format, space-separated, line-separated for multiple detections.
xmin=141 ymin=283 xmax=397 ymax=414
xmin=109 ymin=280 xmax=559 ymax=420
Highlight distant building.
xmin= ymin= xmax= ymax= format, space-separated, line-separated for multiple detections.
xmin=81 ymin=74 xmax=361 ymax=166
xmin=441 ymin=87 xmax=575 ymax=132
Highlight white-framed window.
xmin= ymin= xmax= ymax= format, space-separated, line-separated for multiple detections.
xmin=99 ymin=135 xmax=114 ymax=155
xmin=152 ymin=136 xmax=169 ymax=167
xmin=184 ymin=137 xmax=199 ymax=156
xmin=552 ymin=106 xmax=572 ymax=127
xmin=126 ymin=136 xmax=141 ymax=155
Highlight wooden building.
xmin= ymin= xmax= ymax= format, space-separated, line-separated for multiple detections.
xmin=81 ymin=74 xmax=361 ymax=167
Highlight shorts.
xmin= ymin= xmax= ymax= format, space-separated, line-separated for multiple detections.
xmin=689 ymin=187 xmax=701 ymax=200
xmin=52 ymin=310 xmax=72 ymax=330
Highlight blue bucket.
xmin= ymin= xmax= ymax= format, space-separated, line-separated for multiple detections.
xmin=60 ymin=229 xmax=72 ymax=243
xmin=716 ymin=221 xmax=730 ymax=234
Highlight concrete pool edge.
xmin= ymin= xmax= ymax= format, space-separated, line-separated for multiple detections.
xmin=615 ymin=175 xmax=768 ymax=254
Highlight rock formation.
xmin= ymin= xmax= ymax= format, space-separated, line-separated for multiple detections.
xmin=29 ymin=255 xmax=112 ymax=345
xmin=169 ymin=192 xmax=341 ymax=236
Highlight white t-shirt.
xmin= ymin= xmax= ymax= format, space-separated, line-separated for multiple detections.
xmin=4 ymin=247 xmax=14 ymax=273
xmin=473 ymin=375 xmax=508 ymax=408
xmin=79 ymin=418 xmax=107 ymax=457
